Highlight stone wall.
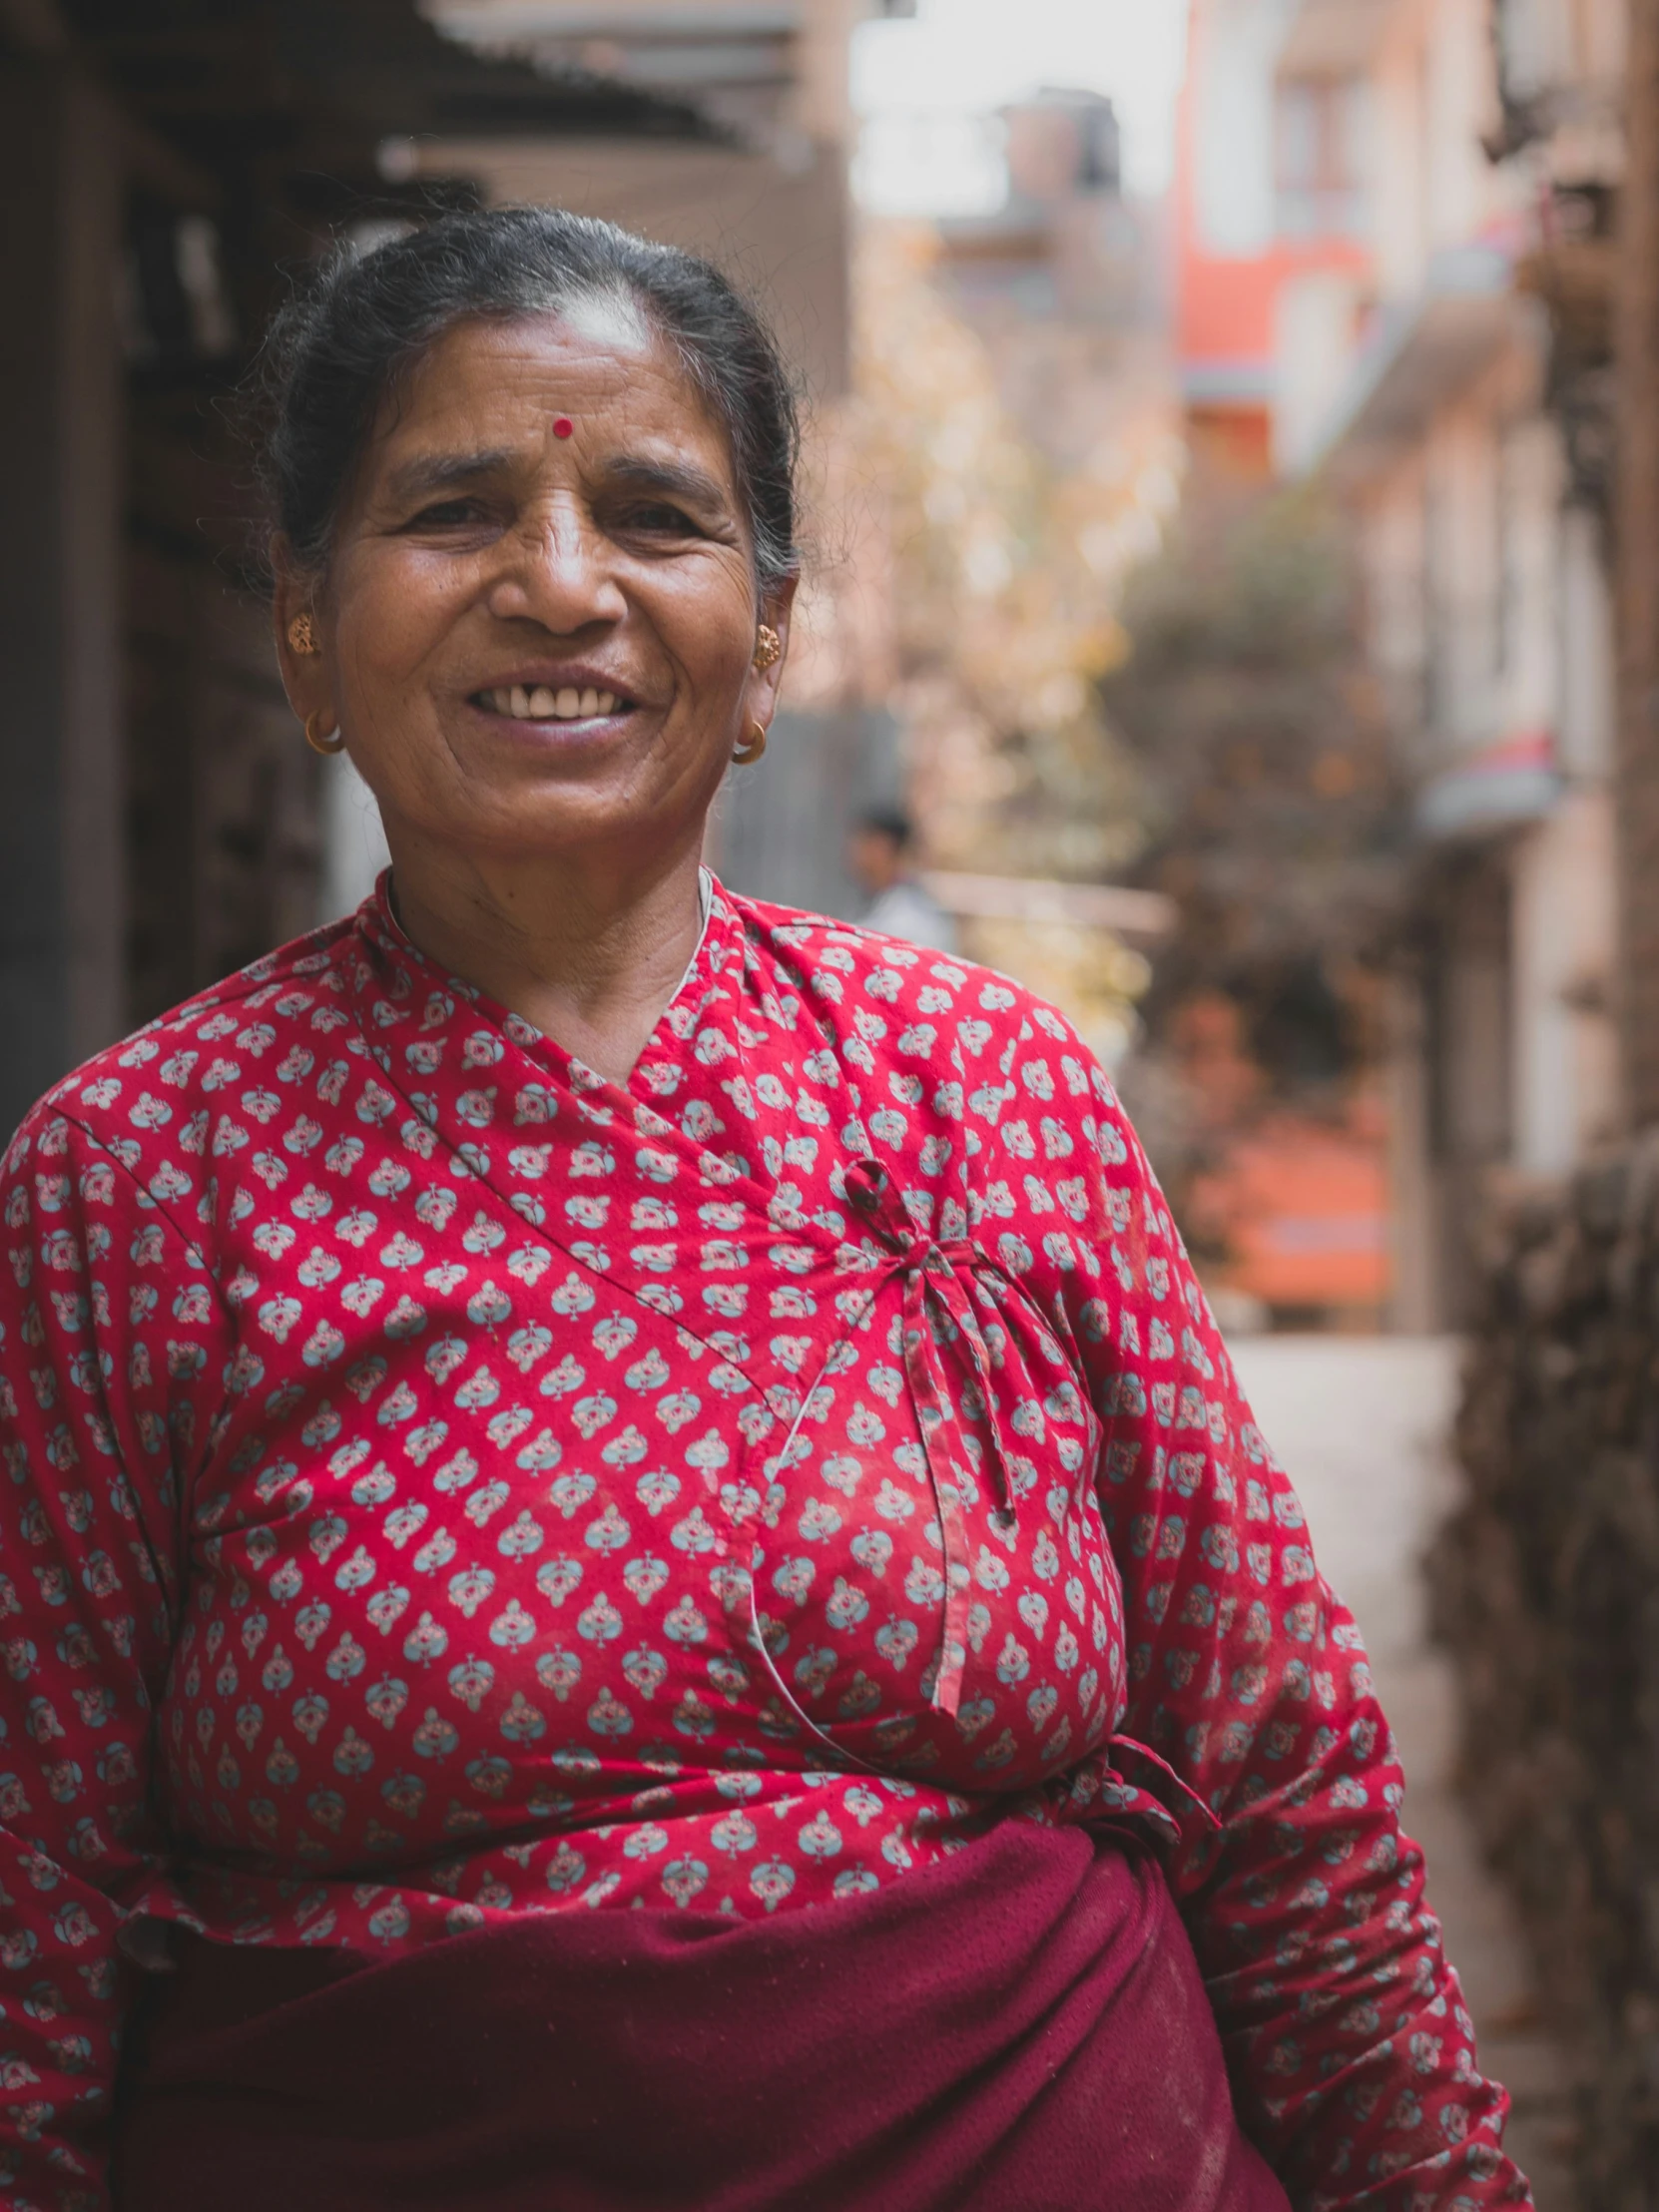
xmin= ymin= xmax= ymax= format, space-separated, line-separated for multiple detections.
xmin=1436 ymin=1136 xmax=1659 ymax=2210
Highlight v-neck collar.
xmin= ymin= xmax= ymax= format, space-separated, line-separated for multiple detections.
xmin=340 ymin=867 xmax=864 ymax=1420
xmin=344 ymin=867 xmax=806 ymax=1241
xmin=358 ymin=864 xmax=733 ymax=1108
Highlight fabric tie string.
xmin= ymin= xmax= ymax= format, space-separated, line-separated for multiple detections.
xmin=843 ymin=1157 xmax=1022 ymax=1720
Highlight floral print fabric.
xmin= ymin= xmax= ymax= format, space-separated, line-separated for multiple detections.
xmin=0 ymin=878 xmax=1525 ymax=2210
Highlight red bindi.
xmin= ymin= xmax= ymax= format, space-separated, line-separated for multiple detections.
xmin=553 ymin=415 xmax=574 ymax=439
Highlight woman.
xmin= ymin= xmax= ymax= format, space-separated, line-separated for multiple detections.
xmin=0 ymin=210 xmax=1526 ymax=2212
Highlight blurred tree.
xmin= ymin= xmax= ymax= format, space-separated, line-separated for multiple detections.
xmin=844 ymin=222 xmax=1172 ymax=1062
xmin=1100 ymin=485 xmax=1406 ymax=1263
xmin=1104 ymin=486 xmax=1404 ymax=1067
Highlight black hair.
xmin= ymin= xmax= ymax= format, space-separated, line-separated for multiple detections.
xmin=855 ymin=808 xmax=913 ymax=849
xmin=255 ymin=205 xmax=801 ymax=597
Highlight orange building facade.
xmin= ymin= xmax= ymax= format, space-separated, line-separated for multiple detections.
xmin=1175 ymin=0 xmax=1374 ymax=482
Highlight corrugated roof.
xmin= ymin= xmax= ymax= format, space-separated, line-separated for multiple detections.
xmin=44 ymin=0 xmax=719 ymax=202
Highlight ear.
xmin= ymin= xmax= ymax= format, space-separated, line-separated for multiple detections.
xmin=746 ymin=570 xmax=801 ymax=727
xmin=271 ymin=536 xmax=335 ymax=725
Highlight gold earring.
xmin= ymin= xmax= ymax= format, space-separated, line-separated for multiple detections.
xmin=287 ymin=612 xmax=319 ymax=656
xmin=753 ymin=625 xmax=782 ymax=671
xmin=732 ymin=720 xmax=768 ymax=766
xmin=304 ymin=710 xmax=345 ymax=757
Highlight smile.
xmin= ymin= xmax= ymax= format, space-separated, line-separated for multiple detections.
xmin=474 ymin=685 xmax=625 ymax=722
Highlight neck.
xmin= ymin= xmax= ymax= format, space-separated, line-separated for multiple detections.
xmin=383 ymin=830 xmax=709 ymax=1087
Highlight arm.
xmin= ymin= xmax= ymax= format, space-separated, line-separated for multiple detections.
xmin=0 ymin=1102 xmax=220 ymax=2210
xmin=993 ymin=1004 xmax=1526 ymax=2210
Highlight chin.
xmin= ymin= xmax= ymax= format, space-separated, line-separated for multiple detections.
xmin=436 ymin=793 xmax=678 ymax=863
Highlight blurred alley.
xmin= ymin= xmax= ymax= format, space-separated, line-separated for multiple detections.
xmin=1234 ymin=1334 xmax=1579 ymax=2210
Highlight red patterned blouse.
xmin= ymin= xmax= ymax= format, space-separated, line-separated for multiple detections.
xmin=0 ymin=878 xmax=1525 ymax=2210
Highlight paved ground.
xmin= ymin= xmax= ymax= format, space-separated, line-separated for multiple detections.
xmin=1228 ymin=1337 xmax=1578 ymax=2211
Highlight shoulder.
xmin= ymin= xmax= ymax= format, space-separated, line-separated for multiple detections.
xmin=3 ymin=913 xmax=361 ymax=1196
xmin=729 ymin=886 xmax=996 ymax=1033
xmin=726 ymin=885 xmax=980 ymax=1010
xmin=728 ymin=888 xmax=1096 ymax=1062
xmin=720 ymin=884 xmax=1145 ymax=1177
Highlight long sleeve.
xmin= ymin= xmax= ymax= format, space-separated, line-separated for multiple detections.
xmin=0 ymin=1100 xmax=225 ymax=2211
xmin=985 ymin=1002 xmax=1526 ymax=2210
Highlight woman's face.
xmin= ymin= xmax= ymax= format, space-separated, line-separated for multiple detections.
xmin=275 ymin=298 xmax=793 ymax=876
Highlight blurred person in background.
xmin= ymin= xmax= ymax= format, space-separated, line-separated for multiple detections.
xmin=846 ymin=804 xmax=960 ymax=952
xmin=0 ymin=209 xmax=1528 ymax=2212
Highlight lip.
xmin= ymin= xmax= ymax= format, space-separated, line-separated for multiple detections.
xmin=463 ymin=665 xmax=649 ymax=746
xmin=468 ymin=654 xmax=650 ymax=725
xmin=466 ymin=662 xmax=640 ymax=709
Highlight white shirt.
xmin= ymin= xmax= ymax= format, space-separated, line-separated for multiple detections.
xmin=859 ymin=879 xmax=960 ymax=954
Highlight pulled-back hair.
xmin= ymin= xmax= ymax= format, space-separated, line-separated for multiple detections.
xmin=255 ymin=206 xmax=801 ymax=596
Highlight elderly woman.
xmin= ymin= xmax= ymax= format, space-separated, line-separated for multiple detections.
xmin=0 ymin=210 xmax=1525 ymax=2212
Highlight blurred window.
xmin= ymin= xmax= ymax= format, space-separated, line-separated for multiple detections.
xmin=1076 ymin=104 xmax=1121 ymax=195
xmin=1498 ymin=0 xmax=1620 ymax=97
xmin=1422 ymin=465 xmax=1448 ymax=746
xmin=1496 ymin=430 xmax=1518 ymax=685
xmin=121 ymin=207 xmax=238 ymax=368
xmin=1275 ymin=76 xmax=1362 ymax=240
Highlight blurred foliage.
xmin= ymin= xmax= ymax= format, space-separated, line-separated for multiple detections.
xmin=962 ymin=919 xmax=1153 ymax=1070
xmin=847 ymin=222 xmax=1178 ymax=1058
xmin=1104 ymin=483 xmax=1408 ymax=1093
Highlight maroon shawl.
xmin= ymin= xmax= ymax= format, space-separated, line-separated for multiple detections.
xmin=115 ymin=1824 xmax=1290 ymax=2212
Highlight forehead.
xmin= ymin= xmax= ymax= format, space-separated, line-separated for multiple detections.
xmin=367 ymin=306 xmax=734 ymax=484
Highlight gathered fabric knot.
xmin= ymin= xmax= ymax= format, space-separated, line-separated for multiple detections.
xmin=843 ymin=1157 xmax=1024 ymax=1720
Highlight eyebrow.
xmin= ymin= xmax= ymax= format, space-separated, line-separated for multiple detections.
xmin=381 ymin=446 xmax=735 ymax=519
xmin=382 ymin=448 xmax=516 ymax=506
xmin=599 ymin=455 xmax=734 ymax=515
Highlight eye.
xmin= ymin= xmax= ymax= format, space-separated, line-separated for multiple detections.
xmin=615 ymin=500 xmax=701 ymax=536
xmin=405 ymin=497 xmax=491 ymax=529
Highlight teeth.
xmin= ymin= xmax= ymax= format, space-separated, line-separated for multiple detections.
xmin=484 ymin=686 xmax=624 ymax=721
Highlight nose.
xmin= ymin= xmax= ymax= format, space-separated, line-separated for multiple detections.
xmin=484 ymin=493 xmax=626 ymax=635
